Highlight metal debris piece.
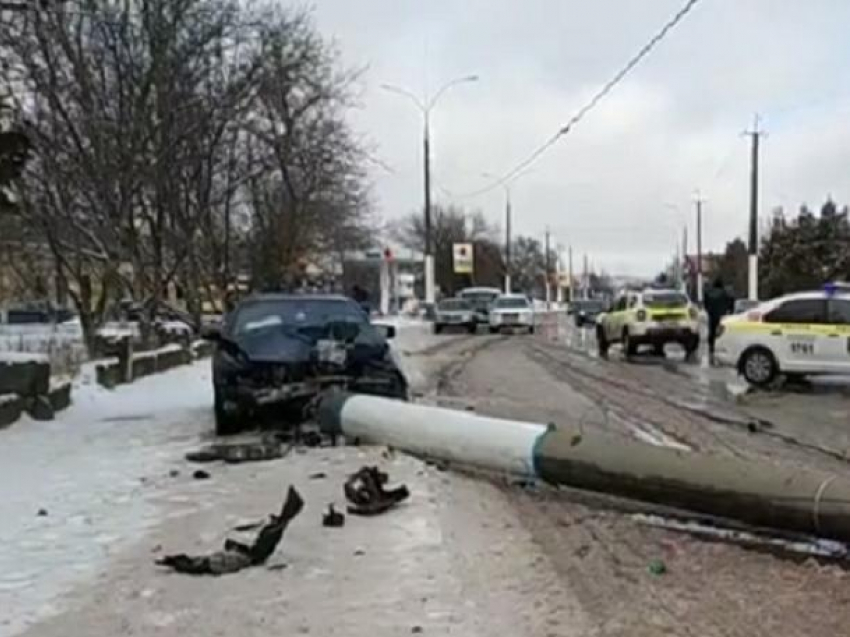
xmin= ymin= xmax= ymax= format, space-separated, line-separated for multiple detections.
xmin=156 ymin=486 xmax=304 ymax=576
xmin=344 ymin=466 xmax=409 ymax=516
xmin=322 ymin=504 xmax=345 ymax=527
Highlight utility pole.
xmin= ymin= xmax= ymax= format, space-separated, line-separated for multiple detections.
xmin=423 ymin=120 xmax=434 ymax=303
xmin=744 ymin=114 xmax=765 ymax=301
xmin=505 ymin=187 xmax=512 ymax=293
xmin=682 ymin=225 xmax=688 ymax=294
xmin=544 ymin=228 xmax=551 ymax=308
xmin=694 ymin=193 xmax=705 ymax=305
xmin=582 ymin=254 xmax=589 ymax=299
xmin=568 ymin=246 xmax=574 ymax=304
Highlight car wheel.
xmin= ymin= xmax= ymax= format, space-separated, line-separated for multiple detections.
xmin=489 ymin=326 xmax=499 ymax=334
xmin=528 ymin=325 xmax=535 ymax=335
xmin=739 ymin=347 xmax=778 ymax=387
xmin=467 ymin=324 xmax=477 ymax=334
xmin=433 ymin=324 xmax=442 ymax=335
xmin=214 ymin=387 xmax=245 ymax=436
xmin=623 ymin=329 xmax=637 ymax=358
xmin=597 ymin=326 xmax=610 ymax=358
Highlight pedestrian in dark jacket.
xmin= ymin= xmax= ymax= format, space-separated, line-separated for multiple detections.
xmin=703 ymin=277 xmax=733 ymax=362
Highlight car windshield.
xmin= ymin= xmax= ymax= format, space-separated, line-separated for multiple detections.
xmin=643 ymin=292 xmax=688 ymax=309
xmin=438 ymin=299 xmax=471 ymax=311
xmin=494 ymin=297 xmax=529 ymax=309
xmin=574 ymin=300 xmax=604 ymax=312
xmin=460 ymin=291 xmax=499 ymax=304
xmin=232 ymin=299 xmax=366 ymax=336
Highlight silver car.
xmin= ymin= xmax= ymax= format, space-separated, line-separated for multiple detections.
xmin=433 ymin=298 xmax=478 ymax=334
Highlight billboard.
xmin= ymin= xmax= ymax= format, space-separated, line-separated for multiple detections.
xmin=452 ymin=243 xmax=473 ymax=274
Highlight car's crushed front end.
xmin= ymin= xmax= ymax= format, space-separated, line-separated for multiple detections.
xmin=212 ymin=318 xmax=408 ymax=433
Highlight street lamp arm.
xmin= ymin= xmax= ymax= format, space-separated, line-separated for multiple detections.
xmin=427 ymin=75 xmax=479 ymax=112
xmin=380 ymin=84 xmax=426 ymax=113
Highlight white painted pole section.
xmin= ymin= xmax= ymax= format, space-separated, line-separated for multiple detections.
xmin=424 ymin=255 xmax=436 ymax=303
xmin=337 ymin=395 xmax=546 ymax=476
xmin=379 ymin=258 xmax=390 ymax=316
xmin=748 ymin=254 xmax=758 ymax=301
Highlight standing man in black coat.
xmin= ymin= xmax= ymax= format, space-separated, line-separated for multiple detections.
xmin=703 ymin=277 xmax=734 ymax=364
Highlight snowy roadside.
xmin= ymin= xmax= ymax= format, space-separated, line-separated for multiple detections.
xmin=0 ymin=360 xmax=214 ymax=636
xmin=0 ymin=323 xmax=499 ymax=636
xmin=14 ymin=447 xmax=586 ymax=637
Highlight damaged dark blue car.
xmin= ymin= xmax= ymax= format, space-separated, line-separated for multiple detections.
xmin=203 ymin=294 xmax=408 ymax=435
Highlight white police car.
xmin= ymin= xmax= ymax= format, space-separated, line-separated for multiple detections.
xmin=715 ymin=283 xmax=850 ymax=386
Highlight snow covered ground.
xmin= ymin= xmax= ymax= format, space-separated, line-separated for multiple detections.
xmin=0 ymin=319 xmax=456 ymax=636
xmin=0 ymin=361 xmax=214 ymax=636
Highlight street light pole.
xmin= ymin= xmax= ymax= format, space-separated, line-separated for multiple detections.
xmin=505 ymin=188 xmax=512 ymax=293
xmin=382 ymin=75 xmax=478 ymax=304
xmin=423 ymin=118 xmax=433 ymax=301
xmin=694 ymin=193 xmax=705 ymax=305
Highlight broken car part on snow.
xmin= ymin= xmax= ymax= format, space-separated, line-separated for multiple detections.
xmin=344 ymin=466 xmax=410 ymax=516
xmin=156 ymin=486 xmax=304 ymax=575
xmin=317 ymin=392 xmax=850 ymax=544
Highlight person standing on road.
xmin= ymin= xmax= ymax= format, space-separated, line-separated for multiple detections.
xmin=704 ymin=277 xmax=733 ymax=364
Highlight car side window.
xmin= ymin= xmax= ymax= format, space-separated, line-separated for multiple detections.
xmin=764 ymin=299 xmax=828 ymax=324
xmin=828 ymin=299 xmax=850 ymax=325
xmin=614 ymin=296 xmax=627 ymax=312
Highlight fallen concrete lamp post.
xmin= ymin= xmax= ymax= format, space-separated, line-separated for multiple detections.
xmin=318 ymin=392 xmax=850 ymax=543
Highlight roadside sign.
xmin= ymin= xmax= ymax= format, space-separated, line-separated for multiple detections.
xmin=453 ymin=243 xmax=473 ymax=274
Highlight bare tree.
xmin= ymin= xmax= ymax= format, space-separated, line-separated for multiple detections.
xmin=1 ymin=1 xmax=373 ymax=352
xmin=394 ymin=203 xmax=503 ymax=294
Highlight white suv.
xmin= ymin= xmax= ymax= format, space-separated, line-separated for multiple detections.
xmin=597 ymin=288 xmax=699 ymax=358
xmin=716 ymin=288 xmax=850 ymax=386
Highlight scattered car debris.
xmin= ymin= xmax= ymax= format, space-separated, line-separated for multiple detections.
xmin=185 ymin=441 xmax=289 ymax=464
xmin=309 ymin=472 xmax=327 ymax=480
xmin=232 ymin=520 xmax=264 ymax=532
xmin=37 ymin=508 xmax=48 ymax=517
xmin=193 ymin=469 xmax=211 ymax=480
xmin=169 ymin=469 xmax=180 ymax=478
xmin=156 ymin=486 xmax=304 ymax=575
xmin=323 ymin=504 xmax=345 ymax=528
xmin=344 ymin=466 xmax=409 ymax=516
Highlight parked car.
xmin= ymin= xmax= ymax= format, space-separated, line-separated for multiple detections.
xmin=733 ymin=298 xmax=759 ymax=315
xmin=715 ymin=285 xmax=850 ymax=386
xmin=570 ymin=298 xmax=606 ymax=327
xmin=458 ymin=287 xmax=502 ymax=325
xmin=205 ymin=294 xmax=408 ymax=435
xmin=596 ymin=288 xmax=699 ymax=359
xmin=489 ymin=294 xmax=535 ymax=333
xmin=433 ymin=298 xmax=477 ymax=334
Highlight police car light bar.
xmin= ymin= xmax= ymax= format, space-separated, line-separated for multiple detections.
xmin=824 ymin=281 xmax=850 ymax=295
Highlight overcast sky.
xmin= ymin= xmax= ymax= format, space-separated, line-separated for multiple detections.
xmin=312 ymin=0 xmax=850 ymax=275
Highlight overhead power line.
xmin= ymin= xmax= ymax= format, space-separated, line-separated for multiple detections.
xmin=460 ymin=0 xmax=704 ymax=199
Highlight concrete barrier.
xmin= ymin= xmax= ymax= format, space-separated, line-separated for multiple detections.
xmin=0 ymin=394 xmax=24 ymax=429
xmin=0 ymin=354 xmax=50 ymax=397
xmin=95 ymin=342 xmax=207 ymax=389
